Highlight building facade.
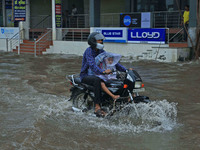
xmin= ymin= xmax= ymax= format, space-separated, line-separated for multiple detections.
xmin=0 ymin=0 xmax=190 ymax=28
xmin=0 ymin=0 xmax=197 ymax=62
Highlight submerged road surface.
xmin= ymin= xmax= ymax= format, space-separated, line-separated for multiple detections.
xmin=0 ymin=51 xmax=200 ymax=150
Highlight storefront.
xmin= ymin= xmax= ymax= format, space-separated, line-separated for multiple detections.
xmin=0 ymin=0 xmax=195 ymax=41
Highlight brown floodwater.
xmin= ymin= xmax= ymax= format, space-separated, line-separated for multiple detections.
xmin=0 ymin=51 xmax=200 ymax=150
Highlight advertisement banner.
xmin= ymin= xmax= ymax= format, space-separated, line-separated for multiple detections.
xmin=127 ymin=28 xmax=166 ymax=44
xmin=14 ymin=0 xmax=26 ymax=21
xmin=120 ymin=13 xmax=141 ymax=28
xmin=6 ymin=9 xmax=14 ymax=27
xmin=120 ymin=12 xmax=151 ymax=28
xmin=0 ymin=27 xmax=19 ymax=39
xmin=55 ymin=0 xmax=62 ymax=28
xmin=92 ymin=27 xmax=127 ymax=43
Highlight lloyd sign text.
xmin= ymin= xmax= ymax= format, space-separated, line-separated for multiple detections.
xmin=128 ymin=28 xmax=166 ymax=44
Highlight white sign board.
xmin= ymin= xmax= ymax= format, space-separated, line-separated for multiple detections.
xmin=0 ymin=27 xmax=19 ymax=39
xmin=141 ymin=12 xmax=151 ymax=28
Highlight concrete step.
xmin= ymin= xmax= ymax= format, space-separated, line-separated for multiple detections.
xmin=169 ymin=42 xmax=188 ymax=48
xmin=16 ymin=47 xmax=47 ymax=51
xmin=15 ymin=45 xmax=48 ymax=52
xmin=13 ymin=49 xmax=43 ymax=55
xmin=17 ymin=46 xmax=34 ymax=50
xmin=16 ymin=40 xmax=52 ymax=54
xmin=19 ymin=42 xmax=52 ymax=47
xmin=20 ymin=43 xmax=34 ymax=46
xmin=169 ymin=28 xmax=184 ymax=34
xmin=23 ymin=40 xmax=35 ymax=43
xmin=29 ymin=28 xmax=47 ymax=32
xmin=12 ymin=29 xmax=53 ymax=55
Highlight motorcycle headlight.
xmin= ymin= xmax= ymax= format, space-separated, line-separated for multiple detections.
xmin=135 ymin=81 xmax=142 ymax=88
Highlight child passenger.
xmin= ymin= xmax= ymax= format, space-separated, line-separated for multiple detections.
xmin=88 ymin=52 xmax=121 ymax=100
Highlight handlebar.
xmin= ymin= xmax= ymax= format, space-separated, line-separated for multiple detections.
xmin=103 ymin=68 xmax=115 ymax=74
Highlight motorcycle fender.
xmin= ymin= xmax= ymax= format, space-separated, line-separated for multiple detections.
xmin=70 ymin=87 xmax=83 ymax=99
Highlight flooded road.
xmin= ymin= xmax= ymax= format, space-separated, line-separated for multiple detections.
xmin=0 ymin=51 xmax=200 ymax=150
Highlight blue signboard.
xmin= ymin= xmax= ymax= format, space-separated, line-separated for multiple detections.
xmin=102 ymin=30 xmax=123 ymax=38
xmin=127 ymin=28 xmax=166 ymax=44
xmin=55 ymin=0 xmax=62 ymax=28
xmin=14 ymin=0 xmax=26 ymax=21
xmin=93 ymin=28 xmax=127 ymax=43
xmin=120 ymin=13 xmax=141 ymax=27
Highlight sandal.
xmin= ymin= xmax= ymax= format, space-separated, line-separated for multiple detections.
xmin=94 ymin=109 xmax=107 ymax=118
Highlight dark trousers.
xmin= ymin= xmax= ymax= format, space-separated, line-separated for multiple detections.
xmin=183 ymin=24 xmax=188 ymax=41
xmin=82 ymin=75 xmax=102 ymax=104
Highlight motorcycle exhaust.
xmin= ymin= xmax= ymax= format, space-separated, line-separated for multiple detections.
xmin=72 ymin=107 xmax=82 ymax=112
xmin=72 ymin=107 xmax=88 ymax=113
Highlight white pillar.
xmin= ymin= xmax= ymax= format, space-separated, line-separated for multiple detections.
xmin=52 ymin=0 xmax=56 ymax=40
xmin=2 ymin=0 xmax=6 ymax=26
xmin=24 ymin=0 xmax=30 ymax=39
xmin=84 ymin=0 xmax=89 ymax=27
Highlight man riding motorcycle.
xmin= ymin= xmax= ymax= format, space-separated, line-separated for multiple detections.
xmin=80 ymin=32 xmax=127 ymax=117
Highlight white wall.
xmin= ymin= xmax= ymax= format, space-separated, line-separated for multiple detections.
xmin=103 ymin=42 xmax=166 ymax=57
xmin=0 ymin=39 xmax=19 ymax=52
xmin=0 ymin=39 xmax=7 ymax=51
xmin=44 ymin=41 xmax=89 ymax=55
xmin=1 ymin=39 xmax=190 ymax=62
xmin=45 ymin=41 xmax=163 ymax=56
xmin=44 ymin=41 xmax=190 ymax=62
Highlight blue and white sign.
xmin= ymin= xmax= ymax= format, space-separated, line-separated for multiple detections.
xmin=0 ymin=27 xmax=19 ymax=39
xmin=92 ymin=27 xmax=127 ymax=43
xmin=128 ymin=28 xmax=166 ymax=44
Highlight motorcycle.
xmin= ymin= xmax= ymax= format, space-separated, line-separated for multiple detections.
xmin=66 ymin=70 xmax=151 ymax=117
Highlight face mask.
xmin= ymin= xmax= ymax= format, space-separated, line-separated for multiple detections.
xmin=96 ymin=43 xmax=104 ymax=49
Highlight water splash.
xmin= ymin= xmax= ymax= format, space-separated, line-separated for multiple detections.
xmin=39 ymin=99 xmax=178 ymax=133
xmin=135 ymin=99 xmax=178 ymax=131
xmin=38 ymin=97 xmax=72 ymax=118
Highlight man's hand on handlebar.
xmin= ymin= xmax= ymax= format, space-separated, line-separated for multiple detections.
xmin=103 ymin=68 xmax=133 ymax=74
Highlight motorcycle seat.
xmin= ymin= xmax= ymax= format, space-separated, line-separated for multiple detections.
xmin=74 ymin=77 xmax=81 ymax=84
xmin=81 ymin=83 xmax=94 ymax=91
xmin=73 ymin=77 xmax=94 ymax=91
